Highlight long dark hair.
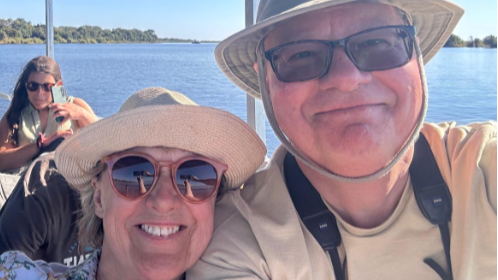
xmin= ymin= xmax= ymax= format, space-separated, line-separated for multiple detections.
xmin=5 ymin=56 xmax=62 ymax=146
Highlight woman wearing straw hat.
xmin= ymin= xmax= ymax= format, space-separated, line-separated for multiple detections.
xmin=0 ymin=87 xmax=266 ymax=280
xmin=189 ymin=0 xmax=496 ymax=279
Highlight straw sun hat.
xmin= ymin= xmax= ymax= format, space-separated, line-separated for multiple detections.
xmin=215 ymin=0 xmax=464 ymax=99
xmin=54 ymin=87 xmax=267 ymax=192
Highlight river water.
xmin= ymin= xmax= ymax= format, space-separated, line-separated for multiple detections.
xmin=0 ymin=44 xmax=496 ymax=154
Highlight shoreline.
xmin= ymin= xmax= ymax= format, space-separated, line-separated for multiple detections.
xmin=1 ymin=43 xmax=494 ymax=48
xmin=0 ymin=42 xmax=220 ymax=45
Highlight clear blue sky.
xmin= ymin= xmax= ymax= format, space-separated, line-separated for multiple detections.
xmin=0 ymin=0 xmax=495 ymax=41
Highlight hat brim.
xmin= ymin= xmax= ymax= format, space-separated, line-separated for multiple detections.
xmin=215 ymin=0 xmax=464 ymax=99
xmin=55 ymin=105 xmax=266 ymax=192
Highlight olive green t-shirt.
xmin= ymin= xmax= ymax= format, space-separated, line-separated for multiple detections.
xmin=18 ymin=96 xmax=76 ymax=147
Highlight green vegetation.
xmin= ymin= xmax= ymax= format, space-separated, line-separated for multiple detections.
xmin=0 ymin=18 xmax=218 ymax=44
xmin=483 ymin=35 xmax=497 ymax=48
xmin=2 ymin=17 xmax=494 ymax=47
xmin=444 ymin=34 xmax=497 ymax=48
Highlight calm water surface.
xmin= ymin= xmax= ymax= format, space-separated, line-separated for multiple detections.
xmin=0 ymin=44 xmax=496 ymax=155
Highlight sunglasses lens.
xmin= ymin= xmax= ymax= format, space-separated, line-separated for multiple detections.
xmin=26 ymin=82 xmax=39 ymax=92
xmin=26 ymin=82 xmax=54 ymax=92
xmin=175 ymin=160 xmax=218 ymax=201
xmin=347 ymin=27 xmax=412 ymax=71
xmin=270 ymin=42 xmax=330 ymax=82
xmin=269 ymin=27 xmax=413 ymax=83
xmin=111 ymin=156 xmax=155 ymax=199
xmin=42 ymin=84 xmax=53 ymax=92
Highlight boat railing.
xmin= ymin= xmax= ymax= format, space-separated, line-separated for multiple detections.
xmin=0 ymin=92 xmax=12 ymax=102
xmin=0 ymin=173 xmax=20 ymax=207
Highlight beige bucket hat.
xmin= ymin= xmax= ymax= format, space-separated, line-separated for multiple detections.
xmin=54 ymin=87 xmax=266 ymax=192
xmin=215 ymin=0 xmax=464 ymax=99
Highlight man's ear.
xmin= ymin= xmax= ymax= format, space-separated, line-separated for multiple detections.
xmin=92 ymin=177 xmax=104 ymax=219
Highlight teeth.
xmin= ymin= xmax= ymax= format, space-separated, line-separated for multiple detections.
xmin=140 ymin=224 xmax=180 ymax=237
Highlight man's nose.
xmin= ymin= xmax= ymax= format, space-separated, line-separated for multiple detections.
xmin=318 ymin=48 xmax=372 ymax=92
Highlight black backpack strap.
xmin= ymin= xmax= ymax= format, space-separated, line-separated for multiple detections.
xmin=409 ymin=134 xmax=453 ymax=280
xmin=284 ymin=134 xmax=452 ymax=280
xmin=284 ymin=153 xmax=345 ymax=280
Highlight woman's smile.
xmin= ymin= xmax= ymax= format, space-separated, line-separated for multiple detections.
xmin=138 ymin=224 xmax=184 ymax=238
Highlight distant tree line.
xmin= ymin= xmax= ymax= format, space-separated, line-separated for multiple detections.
xmin=444 ymin=34 xmax=497 ymax=48
xmin=0 ymin=18 xmax=216 ymax=44
xmin=2 ymin=17 xmax=493 ymax=47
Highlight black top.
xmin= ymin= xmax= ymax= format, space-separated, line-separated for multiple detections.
xmin=0 ymin=158 xmax=90 ymax=266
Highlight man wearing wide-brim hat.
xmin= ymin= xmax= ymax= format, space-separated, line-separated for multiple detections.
xmin=189 ymin=0 xmax=496 ymax=279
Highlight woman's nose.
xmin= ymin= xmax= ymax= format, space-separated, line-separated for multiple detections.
xmin=144 ymin=168 xmax=182 ymax=213
xmin=36 ymin=86 xmax=46 ymax=94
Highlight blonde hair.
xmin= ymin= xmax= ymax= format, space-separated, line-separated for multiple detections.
xmin=77 ymin=177 xmax=104 ymax=250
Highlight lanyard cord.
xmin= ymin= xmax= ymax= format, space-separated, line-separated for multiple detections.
xmin=327 ymin=248 xmax=345 ymax=280
xmin=424 ymin=224 xmax=453 ymax=280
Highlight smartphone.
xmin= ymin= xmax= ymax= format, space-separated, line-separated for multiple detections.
xmin=50 ymin=85 xmax=67 ymax=123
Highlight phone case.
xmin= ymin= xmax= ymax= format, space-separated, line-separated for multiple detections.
xmin=51 ymin=85 xmax=67 ymax=123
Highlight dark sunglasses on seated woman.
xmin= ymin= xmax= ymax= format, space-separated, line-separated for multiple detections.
xmin=264 ymin=25 xmax=416 ymax=83
xmin=25 ymin=81 xmax=55 ymax=92
xmin=102 ymin=152 xmax=228 ymax=203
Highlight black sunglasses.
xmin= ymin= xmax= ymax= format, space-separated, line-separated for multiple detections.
xmin=102 ymin=153 xmax=228 ymax=203
xmin=265 ymin=25 xmax=416 ymax=83
xmin=25 ymin=81 xmax=55 ymax=92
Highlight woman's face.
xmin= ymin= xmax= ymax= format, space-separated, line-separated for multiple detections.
xmin=94 ymin=147 xmax=217 ymax=280
xmin=25 ymin=72 xmax=56 ymax=110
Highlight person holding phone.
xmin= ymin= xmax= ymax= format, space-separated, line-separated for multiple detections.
xmin=0 ymin=56 xmax=98 ymax=173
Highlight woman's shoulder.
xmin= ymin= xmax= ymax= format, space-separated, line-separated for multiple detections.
xmin=0 ymin=249 xmax=101 ymax=280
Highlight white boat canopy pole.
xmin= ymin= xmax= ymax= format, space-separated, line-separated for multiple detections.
xmin=45 ymin=0 xmax=54 ymax=58
xmin=245 ymin=0 xmax=266 ymax=144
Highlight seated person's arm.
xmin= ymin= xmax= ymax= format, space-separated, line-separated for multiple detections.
xmin=49 ymin=98 xmax=98 ymax=130
xmin=0 ymin=116 xmax=71 ymax=172
xmin=71 ymin=98 xmax=98 ymax=129
xmin=0 ymin=116 xmax=38 ymax=172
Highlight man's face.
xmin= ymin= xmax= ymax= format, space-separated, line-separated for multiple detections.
xmin=264 ymin=3 xmax=423 ymax=177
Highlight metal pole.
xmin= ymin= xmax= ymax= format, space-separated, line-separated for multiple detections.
xmin=45 ymin=0 xmax=54 ymax=58
xmin=245 ymin=0 xmax=266 ymax=143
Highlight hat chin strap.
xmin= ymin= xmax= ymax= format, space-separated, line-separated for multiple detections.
xmin=256 ymin=41 xmax=428 ymax=183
